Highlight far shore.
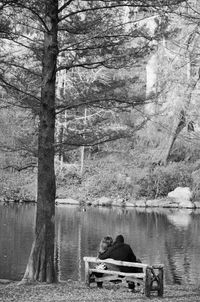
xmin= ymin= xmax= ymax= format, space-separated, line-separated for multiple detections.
xmin=55 ymin=196 xmax=200 ymax=209
xmin=1 ymin=196 xmax=200 ymax=210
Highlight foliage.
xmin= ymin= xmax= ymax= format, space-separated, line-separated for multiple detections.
xmin=0 ymin=170 xmax=36 ymax=202
xmin=56 ymin=151 xmax=133 ymax=201
xmin=191 ymin=165 xmax=200 ymax=201
xmin=134 ymin=163 xmax=193 ymax=199
xmin=54 ymin=133 xmax=199 ymax=202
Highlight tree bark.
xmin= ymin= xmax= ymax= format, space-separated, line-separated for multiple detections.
xmin=160 ymin=110 xmax=186 ymax=166
xmin=22 ymin=0 xmax=58 ymax=283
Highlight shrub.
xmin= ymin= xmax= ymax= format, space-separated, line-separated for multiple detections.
xmin=134 ymin=163 xmax=193 ymax=199
xmin=0 ymin=171 xmax=36 ymax=202
xmin=191 ymin=166 xmax=200 ymax=201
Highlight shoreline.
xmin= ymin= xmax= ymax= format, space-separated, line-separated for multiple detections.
xmin=55 ymin=196 xmax=200 ymax=209
xmin=1 ymin=196 xmax=200 ymax=209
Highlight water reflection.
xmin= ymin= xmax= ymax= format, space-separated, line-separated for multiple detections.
xmin=0 ymin=204 xmax=200 ymax=285
xmin=166 ymin=209 xmax=192 ymax=229
xmin=0 ymin=203 xmax=35 ymax=280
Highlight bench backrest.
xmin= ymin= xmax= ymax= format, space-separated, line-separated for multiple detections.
xmin=83 ymin=256 xmax=148 ymax=269
xmin=83 ymin=257 xmax=164 ymax=270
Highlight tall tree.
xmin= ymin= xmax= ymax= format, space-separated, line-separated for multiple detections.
xmin=23 ymin=0 xmax=59 ymax=283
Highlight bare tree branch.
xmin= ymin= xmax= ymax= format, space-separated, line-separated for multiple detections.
xmin=58 ymin=0 xmax=74 ymax=13
xmin=2 ymin=162 xmax=37 ymax=172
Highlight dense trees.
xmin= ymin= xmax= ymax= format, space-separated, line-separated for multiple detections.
xmin=0 ymin=0 xmax=189 ymax=283
xmin=144 ymin=1 xmax=200 ymax=165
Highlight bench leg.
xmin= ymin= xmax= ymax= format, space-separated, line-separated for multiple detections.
xmin=97 ymin=282 xmax=103 ymax=288
xmin=94 ymin=272 xmax=103 ymax=288
xmin=85 ymin=261 xmax=90 ymax=287
xmin=157 ymin=268 xmax=164 ymax=297
xmin=145 ymin=268 xmax=152 ymax=297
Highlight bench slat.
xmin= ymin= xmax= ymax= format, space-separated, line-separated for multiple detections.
xmin=94 ymin=276 xmax=124 ymax=282
xmin=83 ymin=256 xmax=148 ymax=269
xmin=89 ymin=268 xmax=145 ymax=279
xmin=94 ymin=276 xmax=145 ymax=284
xmin=152 ymin=264 xmax=164 ymax=269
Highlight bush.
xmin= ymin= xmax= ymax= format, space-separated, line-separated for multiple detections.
xmin=56 ymin=162 xmax=82 ymax=187
xmin=191 ymin=165 xmax=200 ymax=201
xmin=0 ymin=171 xmax=36 ymax=202
xmin=134 ymin=163 xmax=193 ymax=199
xmin=84 ymin=172 xmax=132 ymax=200
xmin=56 ymin=151 xmax=196 ymax=201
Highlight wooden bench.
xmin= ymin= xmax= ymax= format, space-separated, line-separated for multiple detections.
xmin=83 ymin=257 xmax=164 ymax=297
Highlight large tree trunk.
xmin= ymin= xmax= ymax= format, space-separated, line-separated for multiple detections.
xmin=22 ymin=0 xmax=58 ymax=283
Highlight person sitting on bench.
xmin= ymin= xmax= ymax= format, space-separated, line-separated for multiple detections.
xmin=98 ymin=236 xmax=113 ymax=258
xmin=94 ymin=235 xmax=115 ymax=288
xmin=98 ymin=234 xmax=140 ymax=291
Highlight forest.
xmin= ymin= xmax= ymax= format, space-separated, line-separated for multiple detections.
xmin=1 ymin=1 xmax=200 ymax=203
xmin=0 ymin=0 xmax=200 ymax=283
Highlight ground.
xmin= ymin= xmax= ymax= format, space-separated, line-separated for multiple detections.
xmin=0 ymin=281 xmax=200 ymax=302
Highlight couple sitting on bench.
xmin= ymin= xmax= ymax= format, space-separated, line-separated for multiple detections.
xmin=95 ymin=234 xmax=142 ymax=291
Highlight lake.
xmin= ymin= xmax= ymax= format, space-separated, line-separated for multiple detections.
xmin=0 ymin=203 xmax=200 ymax=285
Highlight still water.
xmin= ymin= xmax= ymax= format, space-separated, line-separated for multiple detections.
xmin=0 ymin=203 xmax=200 ymax=285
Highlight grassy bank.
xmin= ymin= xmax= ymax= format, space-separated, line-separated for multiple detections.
xmin=1 ymin=281 xmax=200 ymax=302
xmin=2 ymin=143 xmax=200 ymax=204
xmin=56 ymin=154 xmax=196 ymax=203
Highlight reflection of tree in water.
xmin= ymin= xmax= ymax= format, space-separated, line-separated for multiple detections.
xmin=183 ymin=252 xmax=190 ymax=284
xmin=77 ymin=215 xmax=82 ymax=282
xmin=165 ymin=241 xmax=182 ymax=284
xmin=55 ymin=218 xmax=61 ymax=281
xmin=163 ymin=210 xmax=200 ymax=286
xmin=56 ymin=206 xmax=82 ymax=280
xmin=0 ymin=204 xmax=35 ymax=280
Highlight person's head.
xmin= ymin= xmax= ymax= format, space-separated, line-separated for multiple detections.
xmin=115 ymin=234 xmax=124 ymax=243
xmin=99 ymin=236 xmax=113 ymax=253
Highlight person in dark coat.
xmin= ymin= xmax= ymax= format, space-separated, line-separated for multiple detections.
xmin=99 ymin=234 xmax=141 ymax=290
xmin=99 ymin=235 xmax=136 ymax=266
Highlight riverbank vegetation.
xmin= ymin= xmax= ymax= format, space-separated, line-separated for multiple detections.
xmin=56 ymin=139 xmax=199 ymax=203
xmin=1 ymin=132 xmax=200 ymax=204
